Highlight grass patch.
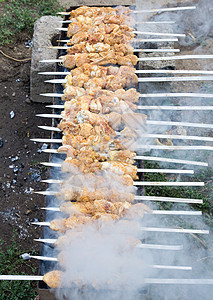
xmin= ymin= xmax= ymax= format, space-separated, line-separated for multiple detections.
xmin=0 ymin=232 xmax=38 ymax=300
xmin=143 ymin=161 xmax=213 ymax=225
xmin=0 ymin=0 xmax=64 ymax=45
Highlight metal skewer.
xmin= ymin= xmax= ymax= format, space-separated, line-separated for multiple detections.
xmin=27 ymin=255 xmax=192 ymax=270
xmin=31 ymin=139 xmax=213 ymax=151
xmin=138 ymin=55 xmax=213 ymax=61
xmin=140 ymin=227 xmax=209 ymax=234
xmin=40 ymin=92 xmax=213 ymax=98
xmin=32 ymin=222 xmax=208 ymax=234
xmin=45 ymin=103 xmax=213 ymax=111
xmin=35 ymin=114 xmax=213 ymax=129
xmin=40 ymin=164 xmax=194 ymax=174
xmin=137 ymin=21 xmax=176 ymax=24
xmin=40 ymin=149 xmax=208 ymax=167
xmin=138 ymin=105 xmax=213 ymax=110
xmin=44 ymin=76 xmax=213 ymax=85
xmin=39 ymin=125 xmax=213 ymax=143
xmin=40 ymin=55 xmax=213 ymax=65
xmin=59 ymin=38 xmax=178 ymax=42
xmin=40 ymin=70 xmax=213 ymax=75
xmin=2 ymin=276 xmax=213 ymax=285
xmin=147 ymin=120 xmax=213 ymax=129
xmin=56 ymin=6 xmax=196 ymax=15
xmin=33 ymin=192 xmax=203 ymax=204
xmin=134 ymin=196 xmax=203 ymax=204
xmin=35 ymin=178 xmax=205 ymax=186
xmin=47 ymin=46 xmax=180 ymax=53
xmin=56 ymin=28 xmax=185 ymax=37
xmin=58 ymin=20 xmax=176 ymax=25
xmin=132 ymin=6 xmax=196 ymax=13
xmin=41 ymin=206 xmax=202 ymax=216
xmin=33 ymin=239 xmax=184 ymax=251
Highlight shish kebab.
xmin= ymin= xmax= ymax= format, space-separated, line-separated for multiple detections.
xmin=57 ymin=5 xmax=196 ymax=16
xmin=41 ymin=54 xmax=213 ymax=70
xmin=56 ymin=25 xmax=185 ymax=38
xmin=57 ymin=5 xmax=196 ymax=21
xmin=32 ymin=219 xmax=209 ymax=235
xmin=3 ymin=273 xmax=213 ymax=289
xmin=22 ymin=255 xmax=193 ymax=271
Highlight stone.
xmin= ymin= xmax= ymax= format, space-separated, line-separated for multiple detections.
xmin=30 ymin=16 xmax=63 ymax=103
xmin=25 ymin=98 xmax=31 ymax=104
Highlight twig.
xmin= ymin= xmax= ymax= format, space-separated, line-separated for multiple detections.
xmin=194 ymin=256 xmax=213 ymax=263
xmin=174 ymin=226 xmax=208 ymax=248
xmin=0 ymin=49 xmax=31 ymax=62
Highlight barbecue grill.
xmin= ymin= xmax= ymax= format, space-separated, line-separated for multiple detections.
xmin=1 ymin=2 xmax=213 ymax=300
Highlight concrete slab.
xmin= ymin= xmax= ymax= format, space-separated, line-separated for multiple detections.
xmin=30 ymin=16 xmax=63 ymax=103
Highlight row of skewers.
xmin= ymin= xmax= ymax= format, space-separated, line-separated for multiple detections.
xmin=37 ymin=6 xmax=156 ymax=289
xmin=34 ymin=5 xmax=212 ymax=290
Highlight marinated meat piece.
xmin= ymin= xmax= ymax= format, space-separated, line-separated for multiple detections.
xmin=84 ymin=77 xmax=106 ymax=89
xmin=65 ymin=215 xmax=93 ymax=229
xmin=93 ymin=212 xmax=119 ymax=221
xmin=122 ymin=113 xmax=147 ymax=130
xmin=67 ymin=22 xmax=88 ymax=37
xmin=114 ymin=88 xmax=139 ymax=103
xmin=117 ymin=54 xmax=138 ymax=67
xmin=105 ymin=75 xmax=126 ymax=91
xmin=62 ymin=86 xmax=86 ymax=101
xmin=89 ymin=98 xmax=102 ymax=113
xmin=106 ymin=112 xmax=122 ymax=130
xmin=58 ymin=186 xmax=135 ymax=203
xmin=107 ymin=66 xmax=119 ymax=75
xmin=79 ymin=123 xmax=94 ymax=137
xmin=43 ymin=271 xmax=63 ymax=289
xmin=110 ymin=201 xmax=132 ymax=217
xmin=50 ymin=219 xmax=66 ymax=233
xmin=75 ymin=53 xmax=92 ymax=67
xmin=104 ymin=33 xmax=133 ymax=45
xmin=113 ymin=43 xmax=134 ymax=55
xmin=71 ymin=31 xmax=89 ymax=44
xmin=58 ymin=145 xmax=76 ymax=158
xmin=85 ymin=42 xmax=111 ymax=53
xmin=120 ymin=127 xmax=138 ymax=140
xmin=126 ymin=203 xmax=153 ymax=218
xmin=61 ymin=55 xmax=76 ymax=69
xmin=101 ymin=161 xmax=138 ymax=179
xmin=105 ymin=24 xmax=120 ymax=34
xmin=108 ymin=150 xmax=136 ymax=164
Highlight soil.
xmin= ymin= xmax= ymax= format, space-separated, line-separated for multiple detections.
xmin=0 ymin=42 xmax=52 ymax=261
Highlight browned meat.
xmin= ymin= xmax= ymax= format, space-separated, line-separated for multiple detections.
xmin=43 ymin=271 xmax=63 ymax=289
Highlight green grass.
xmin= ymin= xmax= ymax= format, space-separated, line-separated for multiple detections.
xmin=0 ymin=0 xmax=64 ymax=45
xmin=0 ymin=232 xmax=38 ymax=300
xmin=143 ymin=161 xmax=213 ymax=225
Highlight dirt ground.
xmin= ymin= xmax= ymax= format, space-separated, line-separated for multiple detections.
xmin=0 ymin=42 xmax=52 ymax=257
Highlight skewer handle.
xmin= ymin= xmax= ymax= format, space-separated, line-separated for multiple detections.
xmin=0 ymin=275 xmax=43 ymax=281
